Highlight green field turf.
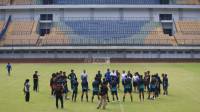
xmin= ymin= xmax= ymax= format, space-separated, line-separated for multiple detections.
xmin=0 ymin=63 xmax=200 ymax=112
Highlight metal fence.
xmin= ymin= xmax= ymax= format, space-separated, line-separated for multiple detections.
xmin=0 ymin=0 xmax=200 ymax=5
xmin=1 ymin=38 xmax=200 ymax=47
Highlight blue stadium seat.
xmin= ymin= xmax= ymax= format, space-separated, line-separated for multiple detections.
xmin=62 ymin=20 xmax=146 ymax=38
xmin=52 ymin=19 xmax=165 ymax=45
xmin=55 ymin=19 xmax=160 ymax=39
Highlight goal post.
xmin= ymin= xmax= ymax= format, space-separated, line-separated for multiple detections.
xmin=83 ymin=57 xmax=110 ymax=64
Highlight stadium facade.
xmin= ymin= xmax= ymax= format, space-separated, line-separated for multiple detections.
xmin=0 ymin=0 xmax=200 ymax=61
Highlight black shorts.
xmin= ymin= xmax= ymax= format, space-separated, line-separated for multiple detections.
xmin=111 ymin=91 xmax=118 ymax=95
xmin=163 ymin=86 xmax=168 ymax=90
xmin=139 ymin=88 xmax=144 ymax=93
xmin=133 ymin=82 xmax=137 ymax=87
xmin=117 ymin=79 xmax=120 ymax=84
xmin=93 ymin=91 xmax=99 ymax=95
xmin=73 ymin=90 xmax=78 ymax=94
xmin=82 ymin=89 xmax=88 ymax=92
xmin=150 ymin=88 xmax=156 ymax=92
xmin=124 ymin=88 xmax=132 ymax=93
xmin=144 ymin=82 xmax=148 ymax=86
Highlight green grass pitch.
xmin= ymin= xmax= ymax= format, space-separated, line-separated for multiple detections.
xmin=0 ymin=63 xmax=200 ymax=112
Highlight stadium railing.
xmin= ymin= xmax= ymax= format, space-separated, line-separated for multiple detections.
xmin=1 ymin=38 xmax=200 ymax=47
xmin=0 ymin=38 xmax=173 ymax=46
xmin=0 ymin=15 xmax=11 ymax=39
xmin=0 ymin=0 xmax=10 ymax=6
xmin=176 ymin=39 xmax=200 ymax=46
xmin=179 ymin=17 xmax=200 ymax=21
xmin=0 ymin=0 xmax=200 ymax=5
xmin=1 ymin=39 xmax=38 ymax=46
xmin=60 ymin=17 xmax=152 ymax=21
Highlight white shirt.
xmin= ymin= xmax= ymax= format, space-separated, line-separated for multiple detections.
xmin=133 ymin=75 xmax=139 ymax=82
xmin=81 ymin=73 xmax=88 ymax=80
xmin=122 ymin=73 xmax=127 ymax=80
xmin=24 ymin=83 xmax=30 ymax=92
xmin=110 ymin=72 xmax=117 ymax=77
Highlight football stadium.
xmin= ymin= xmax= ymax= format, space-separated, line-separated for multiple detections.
xmin=0 ymin=0 xmax=200 ymax=112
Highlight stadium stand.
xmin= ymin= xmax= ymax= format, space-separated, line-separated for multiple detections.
xmin=41 ymin=25 xmax=69 ymax=46
xmin=63 ymin=19 xmax=147 ymax=38
xmin=176 ymin=21 xmax=200 ymax=33
xmin=0 ymin=20 xmax=5 ymax=46
xmin=0 ymin=0 xmax=10 ymax=5
xmin=0 ymin=21 xmax=4 ymax=31
xmin=0 ymin=0 xmax=200 ymax=60
xmin=1 ymin=20 xmax=39 ymax=46
xmin=144 ymin=27 xmax=174 ymax=46
xmin=0 ymin=18 xmax=176 ymax=46
xmin=175 ymin=21 xmax=200 ymax=46
xmin=50 ymin=18 xmax=173 ymax=46
xmin=11 ymin=0 xmax=32 ymax=5
xmin=2 ymin=17 xmax=200 ymax=46
xmin=174 ymin=0 xmax=200 ymax=5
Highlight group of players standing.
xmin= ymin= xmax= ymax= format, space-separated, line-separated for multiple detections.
xmin=4 ymin=63 xmax=169 ymax=110
xmin=50 ymin=69 xmax=169 ymax=109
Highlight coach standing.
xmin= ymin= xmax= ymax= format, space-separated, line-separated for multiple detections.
xmin=55 ymin=81 xmax=64 ymax=109
xmin=6 ymin=63 xmax=12 ymax=76
xmin=33 ymin=71 xmax=40 ymax=92
xmin=24 ymin=79 xmax=30 ymax=102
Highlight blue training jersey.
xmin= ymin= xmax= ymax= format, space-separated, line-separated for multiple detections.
xmin=82 ymin=79 xmax=88 ymax=89
xmin=105 ymin=72 xmax=111 ymax=81
xmin=7 ymin=64 xmax=12 ymax=70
